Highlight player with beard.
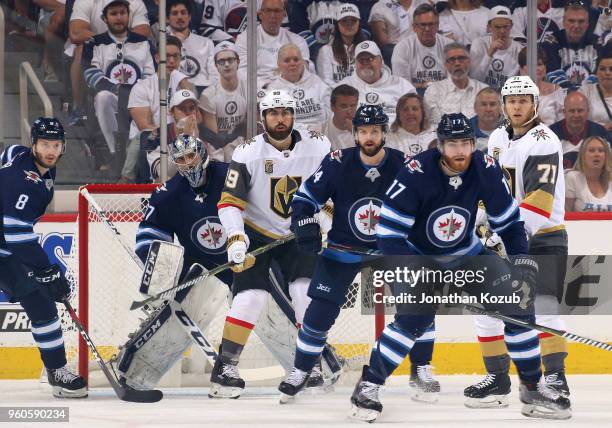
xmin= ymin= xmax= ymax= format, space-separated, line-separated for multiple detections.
xmin=0 ymin=118 xmax=87 ymax=398
xmin=213 ymin=89 xmax=330 ymax=398
xmin=277 ymin=104 xmax=440 ymax=404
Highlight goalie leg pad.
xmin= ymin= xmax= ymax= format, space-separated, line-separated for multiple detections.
xmin=117 ymin=265 xmax=229 ymax=390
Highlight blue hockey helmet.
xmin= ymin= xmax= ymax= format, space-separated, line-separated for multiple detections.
xmin=31 ymin=117 xmax=65 ymax=152
xmin=352 ymin=104 xmax=389 ymax=132
xmin=169 ymin=134 xmax=209 ymax=187
xmin=436 ymin=113 xmax=475 ymax=145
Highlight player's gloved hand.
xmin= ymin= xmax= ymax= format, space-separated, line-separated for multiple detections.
xmin=34 ymin=264 xmax=70 ymax=302
xmin=510 ymin=255 xmax=538 ymax=311
xmin=227 ymin=233 xmax=255 ymax=273
xmin=292 ymin=216 xmax=322 ymax=253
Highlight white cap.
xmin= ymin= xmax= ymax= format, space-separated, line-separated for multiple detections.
xmin=488 ymin=5 xmax=512 ymax=22
xmin=355 ymin=41 xmax=381 ymax=58
xmin=337 ymin=3 xmax=360 ymax=20
xmin=170 ymin=89 xmax=199 ymax=110
xmin=214 ymin=41 xmax=239 ymax=58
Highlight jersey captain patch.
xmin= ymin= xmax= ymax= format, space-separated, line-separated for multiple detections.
xmin=426 ymin=206 xmax=470 ymax=248
xmin=349 ymin=197 xmax=382 ymax=242
xmin=190 ymin=216 xmax=227 ymax=254
xmin=270 ymin=175 xmax=302 ymax=219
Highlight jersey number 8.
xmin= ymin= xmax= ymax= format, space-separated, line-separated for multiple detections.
xmin=15 ymin=194 xmax=29 ymax=210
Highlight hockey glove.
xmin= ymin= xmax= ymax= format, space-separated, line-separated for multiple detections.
xmin=292 ymin=216 xmax=322 ymax=254
xmin=510 ymin=255 xmax=538 ymax=311
xmin=227 ymin=234 xmax=255 ymax=273
xmin=34 ymin=264 xmax=71 ymax=302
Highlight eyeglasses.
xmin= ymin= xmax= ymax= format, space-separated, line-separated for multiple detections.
xmin=446 ymin=55 xmax=469 ymax=63
xmin=216 ymin=57 xmax=237 ymax=66
xmin=414 ymin=21 xmax=439 ymax=28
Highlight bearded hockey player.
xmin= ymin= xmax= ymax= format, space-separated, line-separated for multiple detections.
xmin=214 ymin=89 xmax=331 ymax=398
xmin=465 ymin=75 xmax=570 ymax=413
xmin=0 ymin=118 xmax=87 ymax=398
xmin=349 ymin=113 xmax=570 ymax=422
xmin=116 ymin=134 xmax=231 ymax=390
xmin=277 ymin=104 xmax=439 ymax=403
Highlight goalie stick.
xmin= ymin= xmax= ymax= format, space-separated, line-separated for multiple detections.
xmin=62 ymin=299 xmax=163 ymax=402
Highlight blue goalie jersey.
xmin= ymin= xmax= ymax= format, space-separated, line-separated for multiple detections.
xmin=292 ymin=147 xmax=408 ymax=261
xmin=0 ymin=145 xmax=55 ymax=269
xmin=377 ymin=148 xmax=528 ymax=257
xmin=135 ymin=161 xmax=231 ymax=284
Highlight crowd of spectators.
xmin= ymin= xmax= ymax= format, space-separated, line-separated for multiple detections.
xmin=4 ymin=0 xmax=612 ymax=210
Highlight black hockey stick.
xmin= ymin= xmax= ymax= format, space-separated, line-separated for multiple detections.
xmin=267 ymin=266 xmax=343 ymax=383
xmin=461 ymin=303 xmax=612 ymax=352
xmin=130 ymin=233 xmax=295 ymax=310
xmin=62 ymin=299 xmax=163 ymax=402
xmin=322 ymin=241 xmax=382 ymax=256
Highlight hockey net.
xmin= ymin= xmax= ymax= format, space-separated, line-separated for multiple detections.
xmin=62 ymin=183 xmax=385 ymax=387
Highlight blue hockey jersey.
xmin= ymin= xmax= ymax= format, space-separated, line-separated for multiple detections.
xmin=292 ymin=147 xmax=408 ymax=262
xmin=377 ymin=148 xmax=528 ymax=258
xmin=0 ymin=145 xmax=55 ymax=269
xmin=135 ymin=161 xmax=231 ymax=284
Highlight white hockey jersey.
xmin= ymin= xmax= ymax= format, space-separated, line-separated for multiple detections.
xmin=487 ymin=124 xmax=566 ymax=240
xmin=195 ymin=0 xmax=246 ymax=41
xmin=218 ymin=128 xmax=331 ymax=239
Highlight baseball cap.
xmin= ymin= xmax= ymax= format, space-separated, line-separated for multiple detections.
xmin=102 ymin=0 xmax=130 ymax=15
xmin=337 ymin=3 xmax=360 ymax=21
xmin=355 ymin=41 xmax=381 ymax=58
xmin=488 ymin=5 xmax=512 ymax=22
xmin=170 ymin=89 xmax=199 ymax=110
xmin=214 ymin=41 xmax=239 ymax=59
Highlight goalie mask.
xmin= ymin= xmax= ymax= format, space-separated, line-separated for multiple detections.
xmin=169 ymin=134 xmax=209 ymax=187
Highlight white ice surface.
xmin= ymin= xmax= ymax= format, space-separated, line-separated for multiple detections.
xmin=1 ymin=375 xmax=610 ymax=427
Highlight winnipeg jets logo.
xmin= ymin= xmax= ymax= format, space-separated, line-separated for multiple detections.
xmin=329 ymin=150 xmax=342 ymax=163
xmin=426 ymin=206 xmax=470 ymax=248
xmin=531 ymin=128 xmax=549 ymax=141
xmin=24 ymin=170 xmax=42 ymax=184
xmin=191 ymin=217 xmax=227 ymax=254
xmin=484 ymin=154 xmax=496 ymax=169
xmin=348 ymin=197 xmax=382 ymax=242
xmin=405 ymin=157 xmax=423 ymax=174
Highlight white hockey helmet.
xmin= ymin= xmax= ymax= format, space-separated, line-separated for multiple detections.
xmin=259 ymin=89 xmax=295 ymax=122
xmin=500 ymin=75 xmax=540 ymax=124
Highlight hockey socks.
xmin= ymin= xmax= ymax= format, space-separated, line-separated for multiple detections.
xmin=295 ymin=323 xmax=327 ymax=372
xmin=219 ymin=316 xmax=254 ymax=364
xmin=32 ymin=317 xmax=67 ymax=369
xmin=504 ymin=325 xmax=541 ymax=382
xmin=409 ymin=322 xmax=435 ymax=366
xmin=367 ymin=323 xmax=416 ymax=384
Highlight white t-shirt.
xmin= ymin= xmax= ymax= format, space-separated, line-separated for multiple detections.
xmin=385 ymin=126 xmax=437 ymax=156
xmin=539 ymin=87 xmax=566 ymax=126
xmin=127 ymin=70 xmax=188 ymax=139
xmin=322 ymin=117 xmax=354 ymax=150
xmin=565 ymin=170 xmax=612 ymax=212
xmin=579 ymin=82 xmax=612 ymax=127
xmin=368 ymin=0 xmax=429 ymax=44
xmin=469 ymin=36 xmax=523 ymax=90
xmin=267 ymin=70 xmax=331 ymax=132
xmin=438 ymin=7 xmax=489 ymax=47
xmin=391 ymin=33 xmax=451 ymax=86
xmin=70 ymin=0 xmax=149 ymax=35
xmin=316 ymin=41 xmax=356 ymax=86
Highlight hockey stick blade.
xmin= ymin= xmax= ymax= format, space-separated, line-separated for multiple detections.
xmin=130 ymin=233 xmax=295 ymax=310
xmin=322 ymin=242 xmax=382 ymax=256
xmin=462 ymin=303 xmax=612 ymax=352
xmin=63 ymin=300 xmax=163 ymax=402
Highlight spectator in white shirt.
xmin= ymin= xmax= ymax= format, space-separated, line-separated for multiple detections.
xmin=323 ymin=84 xmax=359 ymax=150
xmin=337 ymin=40 xmax=416 ymax=122
xmin=469 ymin=6 xmax=523 ymax=90
xmin=267 ymin=43 xmax=331 ymax=132
xmin=438 ymin=0 xmax=489 ymax=48
xmin=386 ymin=93 xmax=437 ymax=155
xmin=565 ymin=136 xmax=612 ymax=212
xmin=236 ymin=0 xmax=310 ymax=89
xmin=316 ymin=3 xmax=367 ymax=86
xmin=423 ymin=42 xmax=488 ymax=126
xmin=392 ymin=3 xmax=452 ymax=92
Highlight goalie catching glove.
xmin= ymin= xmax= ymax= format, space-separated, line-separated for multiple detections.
xmin=292 ymin=216 xmax=322 ymax=253
xmin=34 ymin=264 xmax=71 ymax=302
xmin=509 ymin=255 xmax=538 ymax=311
xmin=227 ymin=233 xmax=256 ymax=273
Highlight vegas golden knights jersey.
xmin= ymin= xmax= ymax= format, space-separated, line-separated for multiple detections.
xmin=218 ymin=128 xmax=331 ymax=239
xmin=488 ymin=123 xmax=566 ymax=246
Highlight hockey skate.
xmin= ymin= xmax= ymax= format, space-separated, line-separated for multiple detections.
xmin=519 ymin=379 xmax=571 ymax=420
xmin=349 ymin=366 xmax=383 ymax=422
xmin=47 ymin=365 xmax=87 ymax=398
xmin=544 ymin=370 xmax=570 ymax=398
xmin=208 ymin=358 xmax=245 ymax=399
xmin=409 ymin=364 xmax=440 ymax=403
xmin=278 ymin=367 xmax=310 ymax=404
xmin=306 ymin=362 xmax=325 ymax=389
xmin=464 ymin=373 xmax=511 ymax=408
